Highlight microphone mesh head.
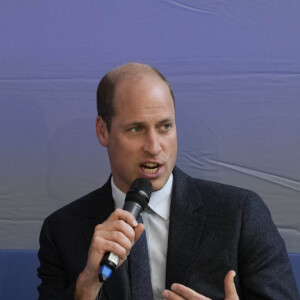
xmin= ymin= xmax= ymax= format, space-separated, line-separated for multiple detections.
xmin=130 ymin=178 xmax=152 ymax=199
xmin=125 ymin=178 xmax=153 ymax=209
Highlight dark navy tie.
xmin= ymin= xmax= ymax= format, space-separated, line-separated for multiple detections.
xmin=128 ymin=216 xmax=153 ymax=300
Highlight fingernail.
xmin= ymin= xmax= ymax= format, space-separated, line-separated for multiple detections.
xmin=132 ymin=219 xmax=138 ymax=227
xmin=171 ymin=284 xmax=177 ymax=292
xmin=162 ymin=290 xmax=168 ymax=297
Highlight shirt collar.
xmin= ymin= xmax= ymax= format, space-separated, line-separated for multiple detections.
xmin=111 ymin=174 xmax=173 ymax=221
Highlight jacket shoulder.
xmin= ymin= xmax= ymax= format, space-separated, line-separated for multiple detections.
xmin=43 ymin=178 xmax=113 ymax=230
xmin=47 ymin=188 xmax=105 ymax=220
xmin=173 ymin=166 xmax=263 ymax=206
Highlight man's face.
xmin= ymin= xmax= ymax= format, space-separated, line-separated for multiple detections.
xmin=97 ymin=75 xmax=177 ymax=193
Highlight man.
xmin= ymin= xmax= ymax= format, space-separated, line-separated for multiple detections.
xmin=38 ymin=63 xmax=299 ymax=299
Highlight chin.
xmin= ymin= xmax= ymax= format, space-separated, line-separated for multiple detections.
xmin=151 ymin=180 xmax=166 ymax=192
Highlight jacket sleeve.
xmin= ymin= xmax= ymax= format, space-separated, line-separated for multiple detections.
xmin=238 ymin=191 xmax=300 ymax=299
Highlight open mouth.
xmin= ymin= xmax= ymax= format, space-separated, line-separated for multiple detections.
xmin=141 ymin=163 xmax=159 ymax=174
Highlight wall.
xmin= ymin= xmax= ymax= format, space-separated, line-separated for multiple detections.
xmin=0 ymin=0 xmax=299 ymax=252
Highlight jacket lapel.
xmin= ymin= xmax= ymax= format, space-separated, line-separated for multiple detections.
xmin=166 ymin=167 xmax=206 ymax=289
xmin=81 ymin=178 xmax=115 ymax=249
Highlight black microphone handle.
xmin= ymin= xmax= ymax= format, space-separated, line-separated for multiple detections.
xmin=123 ymin=201 xmax=143 ymax=219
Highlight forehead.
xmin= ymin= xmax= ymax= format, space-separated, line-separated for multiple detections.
xmin=113 ymin=75 xmax=173 ymax=110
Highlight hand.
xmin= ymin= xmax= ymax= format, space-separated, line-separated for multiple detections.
xmin=162 ymin=270 xmax=239 ymax=300
xmin=75 ymin=209 xmax=144 ymax=300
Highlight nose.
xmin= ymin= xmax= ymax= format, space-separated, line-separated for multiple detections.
xmin=142 ymin=129 xmax=162 ymax=156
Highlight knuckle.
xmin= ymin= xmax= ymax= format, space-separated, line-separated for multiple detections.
xmin=115 ymin=219 xmax=126 ymax=230
xmin=94 ymin=223 xmax=104 ymax=231
xmin=110 ymin=242 xmax=126 ymax=259
xmin=92 ymin=234 xmax=103 ymax=245
xmin=113 ymin=230 xmax=125 ymax=241
xmin=115 ymin=208 xmax=123 ymax=215
xmin=109 ymin=241 xmax=118 ymax=252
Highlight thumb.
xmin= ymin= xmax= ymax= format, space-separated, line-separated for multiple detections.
xmin=133 ymin=223 xmax=145 ymax=243
xmin=224 ymin=270 xmax=239 ymax=300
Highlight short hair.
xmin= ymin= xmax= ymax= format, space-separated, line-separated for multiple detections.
xmin=96 ymin=63 xmax=175 ymax=131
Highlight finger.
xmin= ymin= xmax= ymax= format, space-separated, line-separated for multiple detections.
xmin=95 ymin=230 xmax=133 ymax=256
xmin=95 ymin=237 xmax=127 ymax=259
xmin=162 ymin=289 xmax=184 ymax=300
xmin=162 ymin=284 xmax=211 ymax=300
xmin=96 ymin=219 xmax=136 ymax=244
xmin=133 ymin=223 xmax=145 ymax=242
xmin=104 ymin=208 xmax=139 ymax=228
xmin=224 ymin=271 xmax=239 ymax=300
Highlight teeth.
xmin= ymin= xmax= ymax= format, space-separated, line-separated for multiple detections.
xmin=144 ymin=163 xmax=157 ymax=168
xmin=142 ymin=163 xmax=159 ymax=173
xmin=143 ymin=167 xmax=158 ymax=174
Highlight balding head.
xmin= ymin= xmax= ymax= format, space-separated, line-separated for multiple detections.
xmin=97 ymin=63 xmax=174 ymax=131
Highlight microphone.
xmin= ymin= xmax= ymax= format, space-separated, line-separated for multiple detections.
xmin=98 ymin=177 xmax=152 ymax=282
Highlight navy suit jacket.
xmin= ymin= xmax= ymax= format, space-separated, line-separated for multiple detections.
xmin=38 ymin=167 xmax=299 ymax=299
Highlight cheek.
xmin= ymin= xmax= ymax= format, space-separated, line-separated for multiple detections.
xmin=111 ymin=140 xmax=141 ymax=161
xmin=166 ymin=135 xmax=177 ymax=154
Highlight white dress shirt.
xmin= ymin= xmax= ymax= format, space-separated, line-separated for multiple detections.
xmin=111 ymin=175 xmax=173 ymax=300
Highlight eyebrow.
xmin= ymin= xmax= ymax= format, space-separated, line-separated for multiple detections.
xmin=122 ymin=118 xmax=174 ymax=128
xmin=157 ymin=118 xmax=175 ymax=125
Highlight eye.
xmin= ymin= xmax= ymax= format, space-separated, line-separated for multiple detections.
xmin=130 ymin=126 xmax=142 ymax=133
xmin=162 ymin=123 xmax=172 ymax=131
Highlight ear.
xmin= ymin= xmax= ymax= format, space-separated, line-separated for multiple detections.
xmin=96 ymin=116 xmax=109 ymax=147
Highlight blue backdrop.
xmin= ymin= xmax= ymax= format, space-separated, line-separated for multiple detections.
xmin=0 ymin=0 xmax=299 ymax=253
